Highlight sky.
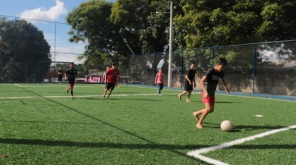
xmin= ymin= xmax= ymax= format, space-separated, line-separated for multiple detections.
xmin=0 ymin=0 xmax=114 ymax=64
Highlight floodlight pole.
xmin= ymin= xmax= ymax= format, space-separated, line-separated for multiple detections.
xmin=168 ymin=1 xmax=173 ymax=87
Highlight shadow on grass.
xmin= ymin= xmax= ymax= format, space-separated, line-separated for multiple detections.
xmin=0 ymin=137 xmax=295 ymax=150
xmin=82 ymin=97 xmax=162 ymax=101
xmin=203 ymin=122 xmax=286 ymax=132
xmin=10 ymin=86 xmax=197 ymax=161
xmin=0 ymin=138 xmax=209 ymax=150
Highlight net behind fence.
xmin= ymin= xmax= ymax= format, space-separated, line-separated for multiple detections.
xmin=1 ymin=16 xmax=296 ymax=96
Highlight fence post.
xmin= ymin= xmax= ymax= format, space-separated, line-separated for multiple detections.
xmin=211 ymin=47 xmax=215 ymax=66
xmin=133 ymin=55 xmax=135 ymax=82
xmin=180 ymin=53 xmax=184 ymax=88
xmin=54 ymin=22 xmax=57 ymax=83
xmin=154 ymin=52 xmax=157 ymax=80
xmin=252 ymin=43 xmax=257 ymax=94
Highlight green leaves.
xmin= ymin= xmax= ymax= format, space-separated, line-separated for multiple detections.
xmin=0 ymin=19 xmax=51 ymax=82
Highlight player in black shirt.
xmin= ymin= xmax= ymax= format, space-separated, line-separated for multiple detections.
xmin=178 ymin=63 xmax=196 ymax=102
xmin=193 ymin=58 xmax=230 ymax=129
xmin=64 ymin=63 xmax=77 ymax=99
xmin=57 ymin=67 xmax=64 ymax=85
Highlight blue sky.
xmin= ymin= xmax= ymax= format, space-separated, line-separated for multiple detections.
xmin=0 ymin=0 xmax=114 ymax=63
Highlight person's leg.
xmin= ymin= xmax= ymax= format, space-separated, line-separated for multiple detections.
xmin=106 ymin=83 xmax=115 ymax=99
xmin=178 ymin=91 xmax=188 ymax=100
xmin=196 ymin=103 xmax=213 ymax=128
xmin=196 ymin=103 xmax=214 ymax=128
xmin=159 ymin=83 xmax=163 ymax=95
xmin=179 ymin=81 xmax=190 ymax=100
xmin=157 ymin=84 xmax=160 ymax=94
xmin=107 ymin=90 xmax=113 ymax=99
xmin=103 ymin=89 xmax=107 ymax=98
xmin=66 ymin=83 xmax=71 ymax=93
xmin=186 ymin=90 xmax=193 ymax=102
xmin=70 ymin=83 xmax=74 ymax=99
xmin=103 ymin=83 xmax=111 ymax=98
xmin=193 ymin=99 xmax=210 ymax=121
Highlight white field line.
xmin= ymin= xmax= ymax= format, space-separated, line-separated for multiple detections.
xmin=130 ymin=85 xmax=296 ymax=102
xmin=13 ymin=84 xmax=295 ymax=102
xmin=13 ymin=84 xmax=102 ymax=88
xmin=221 ymin=93 xmax=296 ymax=103
xmin=187 ymin=125 xmax=296 ymax=165
xmin=0 ymin=93 xmax=180 ymax=100
xmin=14 ymin=84 xmax=22 ymax=87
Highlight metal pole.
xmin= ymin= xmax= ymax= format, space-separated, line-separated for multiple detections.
xmin=168 ymin=1 xmax=173 ymax=87
xmin=252 ymin=43 xmax=257 ymax=94
xmin=54 ymin=22 xmax=56 ymax=83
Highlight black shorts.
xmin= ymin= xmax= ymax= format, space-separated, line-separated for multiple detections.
xmin=68 ymin=78 xmax=75 ymax=84
xmin=58 ymin=75 xmax=63 ymax=81
xmin=184 ymin=81 xmax=193 ymax=91
xmin=106 ymin=83 xmax=116 ymax=90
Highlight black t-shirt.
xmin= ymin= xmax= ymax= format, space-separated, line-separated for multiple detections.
xmin=205 ymin=68 xmax=224 ymax=96
xmin=65 ymin=69 xmax=77 ymax=81
xmin=186 ymin=69 xmax=196 ymax=81
xmin=58 ymin=69 xmax=64 ymax=77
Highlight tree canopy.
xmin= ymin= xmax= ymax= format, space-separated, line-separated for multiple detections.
xmin=0 ymin=18 xmax=51 ymax=82
xmin=66 ymin=0 xmax=296 ymax=68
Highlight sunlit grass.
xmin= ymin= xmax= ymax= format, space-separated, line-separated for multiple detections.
xmin=0 ymin=83 xmax=295 ymax=164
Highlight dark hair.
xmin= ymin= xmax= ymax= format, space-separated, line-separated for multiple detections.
xmin=216 ymin=57 xmax=227 ymax=66
xmin=70 ymin=62 xmax=74 ymax=65
xmin=112 ymin=62 xmax=117 ymax=66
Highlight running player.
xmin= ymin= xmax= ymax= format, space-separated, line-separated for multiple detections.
xmin=103 ymin=62 xmax=120 ymax=99
xmin=64 ymin=63 xmax=77 ymax=99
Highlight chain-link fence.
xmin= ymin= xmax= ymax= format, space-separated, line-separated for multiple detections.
xmin=0 ymin=15 xmax=85 ymax=83
xmin=1 ymin=16 xmax=296 ymax=96
xmin=125 ymin=41 xmax=296 ymax=96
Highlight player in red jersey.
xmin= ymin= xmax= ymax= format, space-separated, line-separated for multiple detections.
xmin=103 ymin=62 xmax=120 ymax=99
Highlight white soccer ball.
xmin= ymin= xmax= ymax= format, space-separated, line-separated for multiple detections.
xmin=220 ymin=120 xmax=233 ymax=131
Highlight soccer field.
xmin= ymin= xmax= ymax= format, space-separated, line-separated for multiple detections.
xmin=0 ymin=83 xmax=295 ymax=164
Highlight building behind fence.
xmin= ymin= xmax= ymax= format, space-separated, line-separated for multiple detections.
xmin=1 ymin=15 xmax=296 ymax=96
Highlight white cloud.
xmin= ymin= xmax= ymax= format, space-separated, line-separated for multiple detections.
xmin=20 ymin=0 xmax=67 ymax=22
xmin=50 ymin=44 xmax=86 ymax=64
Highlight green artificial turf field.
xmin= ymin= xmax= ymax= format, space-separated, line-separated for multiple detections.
xmin=0 ymin=83 xmax=295 ymax=164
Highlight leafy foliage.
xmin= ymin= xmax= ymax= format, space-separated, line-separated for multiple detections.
xmin=0 ymin=18 xmax=51 ymax=82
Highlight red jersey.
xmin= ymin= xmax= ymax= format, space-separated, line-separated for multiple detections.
xmin=105 ymin=68 xmax=120 ymax=83
xmin=155 ymin=72 xmax=164 ymax=84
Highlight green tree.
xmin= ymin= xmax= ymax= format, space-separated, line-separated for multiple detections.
xmin=67 ymin=0 xmax=132 ymax=71
xmin=0 ymin=18 xmax=51 ymax=82
xmin=176 ymin=0 xmax=296 ymax=48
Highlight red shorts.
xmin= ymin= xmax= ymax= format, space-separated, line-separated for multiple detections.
xmin=202 ymin=92 xmax=215 ymax=104
xmin=69 ymin=83 xmax=74 ymax=90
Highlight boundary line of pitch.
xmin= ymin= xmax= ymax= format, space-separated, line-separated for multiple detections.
xmin=187 ymin=125 xmax=296 ymax=165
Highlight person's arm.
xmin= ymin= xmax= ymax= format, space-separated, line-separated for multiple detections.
xmin=155 ymin=74 xmax=158 ymax=84
xmin=193 ymin=74 xmax=196 ymax=88
xmin=184 ymin=75 xmax=192 ymax=85
xmin=64 ymin=72 xmax=67 ymax=80
xmin=103 ymin=74 xmax=106 ymax=82
xmin=200 ymin=75 xmax=208 ymax=98
xmin=105 ymin=70 xmax=110 ymax=82
xmin=220 ymin=78 xmax=230 ymax=94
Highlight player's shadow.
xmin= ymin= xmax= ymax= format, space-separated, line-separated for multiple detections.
xmin=203 ymin=122 xmax=286 ymax=132
xmin=82 ymin=97 xmax=162 ymax=101
xmin=1 ymin=137 xmax=295 ymax=150
xmin=102 ymin=98 xmax=162 ymax=101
